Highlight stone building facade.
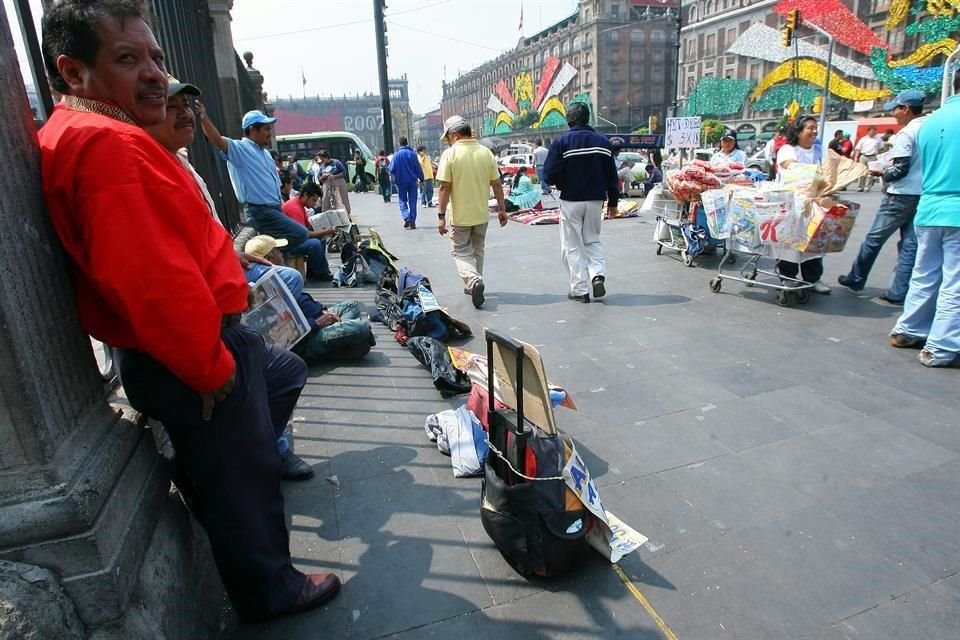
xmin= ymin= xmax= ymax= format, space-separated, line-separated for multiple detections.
xmin=270 ymin=78 xmax=413 ymax=154
xmin=441 ymin=0 xmax=679 ymax=138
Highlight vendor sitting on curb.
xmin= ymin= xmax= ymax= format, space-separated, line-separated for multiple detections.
xmin=245 ymin=236 xmax=376 ymax=365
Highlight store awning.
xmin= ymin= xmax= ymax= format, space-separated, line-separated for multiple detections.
xmin=756 ymin=132 xmax=774 ymax=140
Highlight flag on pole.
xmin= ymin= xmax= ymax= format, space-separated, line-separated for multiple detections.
xmin=518 ymin=1 xmax=523 ymax=37
xmin=301 ymin=69 xmax=307 ymax=87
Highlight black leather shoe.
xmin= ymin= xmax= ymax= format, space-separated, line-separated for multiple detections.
xmin=568 ymin=293 xmax=590 ymax=303
xmin=280 ymin=451 xmax=315 ymax=481
xmin=878 ymin=294 xmax=904 ymax=305
xmin=471 ymin=281 xmax=485 ymax=308
xmin=591 ymin=275 xmax=606 ymax=299
xmin=282 ymin=573 xmax=341 ymax=617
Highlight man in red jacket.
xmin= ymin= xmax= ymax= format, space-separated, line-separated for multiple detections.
xmin=38 ymin=0 xmax=338 ymax=623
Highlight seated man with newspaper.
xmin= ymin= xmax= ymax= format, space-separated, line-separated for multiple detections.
xmin=245 ymin=235 xmax=376 ymax=364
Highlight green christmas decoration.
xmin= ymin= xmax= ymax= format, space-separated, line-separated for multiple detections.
xmin=539 ymin=111 xmax=568 ymax=129
xmin=906 ymin=14 xmax=960 ymax=43
xmin=482 ymin=113 xmax=496 ymax=137
xmin=683 ymin=78 xmax=755 ymax=117
xmin=753 ymin=82 xmax=822 ymax=111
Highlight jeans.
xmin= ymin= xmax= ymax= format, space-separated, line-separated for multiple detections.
xmin=559 ymin=200 xmax=605 ymax=296
xmin=893 ymin=226 xmax=960 ymax=363
xmin=243 ymin=204 xmax=331 ymax=279
xmin=420 ymin=178 xmax=434 ymax=206
xmin=292 ymin=300 xmax=373 ymax=365
xmin=536 ymin=165 xmax=550 ymax=194
xmin=396 ymin=181 xmax=418 ymax=224
xmin=114 ymin=326 xmax=307 ymax=622
xmin=777 ymin=257 xmax=823 ymax=284
xmin=288 ymin=238 xmax=331 ymax=279
xmin=842 ymin=193 xmax=919 ymax=301
xmin=245 ymin=263 xmax=304 ymax=297
xmin=379 ymin=175 xmax=391 ymax=202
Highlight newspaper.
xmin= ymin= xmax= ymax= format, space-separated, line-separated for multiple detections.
xmin=309 ymin=208 xmax=352 ymax=232
xmin=562 ymin=441 xmax=648 ymax=563
xmin=242 ymin=268 xmax=312 ymax=349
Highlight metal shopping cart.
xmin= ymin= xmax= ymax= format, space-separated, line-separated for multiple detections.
xmin=709 ymin=245 xmax=813 ymax=307
xmin=647 ymin=185 xmax=727 ymax=267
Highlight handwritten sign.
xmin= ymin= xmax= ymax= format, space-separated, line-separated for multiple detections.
xmin=664 ymin=117 xmax=701 ymax=150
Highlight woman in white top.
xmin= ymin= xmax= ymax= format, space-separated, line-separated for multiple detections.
xmin=711 ymin=129 xmax=747 ymax=166
xmin=776 ymin=115 xmax=831 ymax=294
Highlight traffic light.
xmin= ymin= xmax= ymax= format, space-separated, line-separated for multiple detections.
xmin=649 ymin=115 xmax=658 ymax=132
xmin=812 ymin=96 xmax=823 ymax=113
xmin=781 ymin=10 xmax=800 ymax=48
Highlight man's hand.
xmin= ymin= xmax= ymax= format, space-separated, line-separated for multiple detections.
xmin=606 ymin=205 xmax=618 ymax=219
xmin=310 ymin=227 xmax=337 ymax=239
xmin=869 ymin=169 xmax=884 ymax=177
xmin=200 ymin=367 xmax=236 ymax=421
xmin=438 ymin=219 xmax=448 ymax=236
xmin=316 ymin=311 xmax=340 ymax=328
xmin=236 ymin=249 xmax=271 ymax=269
xmin=497 ymin=210 xmax=508 ymax=227
xmin=194 ymin=99 xmax=207 ymax=121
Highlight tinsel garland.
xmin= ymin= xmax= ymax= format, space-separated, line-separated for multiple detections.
xmin=753 ymin=83 xmax=821 ymax=111
xmin=683 ymin=77 xmax=754 ymax=117
xmin=750 ymin=59 xmax=891 ymax=101
xmin=773 ymin=0 xmax=888 ymax=55
xmin=888 ymin=38 xmax=957 ymax=66
xmin=887 ymin=0 xmax=911 ymax=28
xmin=870 ymin=47 xmax=951 ymax=93
xmin=927 ymin=0 xmax=959 ymax=17
xmin=906 ymin=14 xmax=960 ymax=42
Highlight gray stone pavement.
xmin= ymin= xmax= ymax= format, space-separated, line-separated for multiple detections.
xmin=228 ymin=189 xmax=959 ymax=640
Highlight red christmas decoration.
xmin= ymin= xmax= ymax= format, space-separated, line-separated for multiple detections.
xmin=774 ymin=0 xmax=888 ymax=55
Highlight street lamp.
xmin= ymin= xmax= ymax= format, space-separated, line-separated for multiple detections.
xmin=597 ymin=108 xmax=619 ymax=133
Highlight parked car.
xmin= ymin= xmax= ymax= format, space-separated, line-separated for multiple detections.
xmin=498 ymin=153 xmax=535 ymax=176
xmin=745 ymin=147 xmax=771 ymax=175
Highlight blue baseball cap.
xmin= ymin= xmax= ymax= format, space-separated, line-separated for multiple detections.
xmin=883 ymin=89 xmax=926 ymax=111
xmin=241 ymin=110 xmax=277 ymax=130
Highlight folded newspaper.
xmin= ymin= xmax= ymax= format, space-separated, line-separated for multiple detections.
xmin=309 ymin=208 xmax=352 ymax=232
xmin=242 ymin=268 xmax=312 ymax=349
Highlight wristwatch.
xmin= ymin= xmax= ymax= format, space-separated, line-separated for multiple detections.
xmin=438 ymin=212 xmax=446 ymax=218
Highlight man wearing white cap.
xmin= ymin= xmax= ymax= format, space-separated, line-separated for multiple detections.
xmin=435 ymin=115 xmax=507 ymax=309
xmin=197 ymin=105 xmax=334 ymax=281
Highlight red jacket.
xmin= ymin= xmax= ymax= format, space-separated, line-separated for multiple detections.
xmin=39 ymin=101 xmax=248 ymax=393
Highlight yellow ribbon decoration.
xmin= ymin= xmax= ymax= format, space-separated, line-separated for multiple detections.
xmin=494 ymin=111 xmax=514 ymax=131
xmin=534 ymin=96 xmax=566 ymax=128
xmin=751 ymin=60 xmax=892 ymax=102
xmin=888 ymin=38 xmax=958 ymax=67
xmin=887 ymin=0 xmax=910 ymax=28
xmin=927 ymin=0 xmax=959 ymax=17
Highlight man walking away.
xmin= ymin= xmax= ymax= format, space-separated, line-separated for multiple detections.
xmin=889 ymin=70 xmax=960 ymax=368
xmin=389 ymin=137 xmax=424 ymax=229
xmin=839 ymin=90 xmax=926 ymax=304
xmin=418 ymin=145 xmax=435 ymax=207
xmin=39 ymin=0 xmax=338 ymax=621
xmin=435 ymin=116 xmax=507 ymax=309
xmin=317 ymin=150 xmax=352 ymax=216
xmin=543 ymin=102 xmax=618 ymax=303
xmin=533 ymin=138 xmax=550 ymax=195
xmin=853 ymin=126 xmax=883 ymax=191
xmin=197 ymin=105 xmax=333 ymax=281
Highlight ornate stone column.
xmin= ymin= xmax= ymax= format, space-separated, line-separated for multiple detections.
xmin=207 ymin=0 xmax=243 ymax=135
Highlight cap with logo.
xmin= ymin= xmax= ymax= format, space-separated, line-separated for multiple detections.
xmin=241 ymin=110 xmax=278 ymax=130
xmin=244 ymin=235 xmax=288 ymax=259
xmin=166 ymin=74 xmax=201 ymax=98
xmin=440 ymin=115 xmax=467 ymax=140
xmin=883 ymin=89 xmax=926 ymax=111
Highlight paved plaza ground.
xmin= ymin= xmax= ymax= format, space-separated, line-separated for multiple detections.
xmin=228 ymin=189 xmax=959 ymax=640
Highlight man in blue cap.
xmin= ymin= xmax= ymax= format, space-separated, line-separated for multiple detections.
xmin=839 ymin=89 xmax=926 ymax=304
xmin=890 ymin=72 xmax=960 ymax=367
xmin=196 ymin=106 xmax=334 ymax=281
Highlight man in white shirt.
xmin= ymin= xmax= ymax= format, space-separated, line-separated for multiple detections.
xmin=839 ymin=91 xmax=926 ymax=303
xmin=533 ymin=138 xmax=551 ymax=195
xmin=853 ymin=126 xmax=883 ymax=191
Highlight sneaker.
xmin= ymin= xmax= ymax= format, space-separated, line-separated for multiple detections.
xmin=919 ymin=349 xmax=960 ymax=368
xmin=837 ymin=274 xmax=864 ymax=292
xmin=403 ymin=219 xmax=410 ymax=229
xmin=811 ymin=280 xmax=832 ymax=294
xmin=591 ymin=275 xmax=606 ymax=299
xmin=568 ymin=292 xmax=590 ymax=303
xmin=280 ymin=451 xmax=315 ymax=481
xmin=889 ymin=333 xmax=925 ymax=349
xmin=471 ymin=281 xmax=485 ymax=309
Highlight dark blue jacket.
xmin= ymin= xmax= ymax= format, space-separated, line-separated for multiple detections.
xmin=388 ymin=146 xmax=424 ymax=185
xmin=542 ymin=125 xmax=618 ymax=206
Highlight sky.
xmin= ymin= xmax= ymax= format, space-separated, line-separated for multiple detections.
xmin=230 ymin=0 xmax=580 ymax=113
xmin=4 ymin=0 xmax=579 ymax=115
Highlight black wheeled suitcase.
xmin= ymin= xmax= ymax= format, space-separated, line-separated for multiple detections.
xmin=479 ymin=330 xmax=591 ymax=576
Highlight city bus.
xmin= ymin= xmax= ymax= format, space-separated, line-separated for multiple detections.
xmin=275 ymin=131 xmax=376 ymax=184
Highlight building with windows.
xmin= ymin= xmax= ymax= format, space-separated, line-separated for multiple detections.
xmin=441 ymin=0 xmax=679 ymax=139
xmin=270 ymin=77 xmax=413 ymax=155
xmin=678 ymin=0 xmax=944 ymax=145
xmin=412 ymin=108 xmax=445 ymax=154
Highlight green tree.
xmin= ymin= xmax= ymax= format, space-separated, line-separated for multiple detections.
xmin=701 ymin=119 xmax=725 ymax=146
xmin=631 ymin=125 xmax=649 ymax=134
